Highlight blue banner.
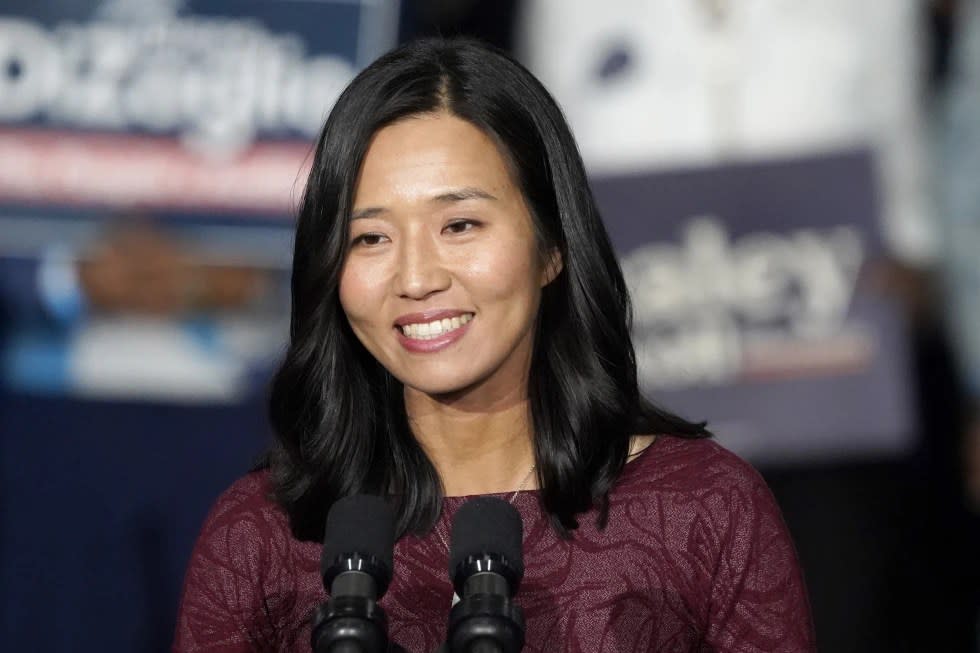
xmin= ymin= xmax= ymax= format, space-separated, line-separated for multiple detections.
xmin=594 ymin=149 xmax=915 ymax=463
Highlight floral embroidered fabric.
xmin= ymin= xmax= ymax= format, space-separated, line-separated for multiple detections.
xmin=174 ymin=436 xmax=815 ymax=652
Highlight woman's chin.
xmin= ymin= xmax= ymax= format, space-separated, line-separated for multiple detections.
xmin=404 ymin=379 xmax=474 ymax=399
xmin=399 ymin=372 xmax=486 ymax=402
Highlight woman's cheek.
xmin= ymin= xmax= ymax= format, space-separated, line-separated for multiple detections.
xmin=338 ymin=263 xmax=372 ymax=320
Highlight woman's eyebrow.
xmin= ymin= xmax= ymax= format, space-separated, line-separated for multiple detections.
xmin=351 ymin=207 xmax=385 ymax=221
xmin=352 ymin=187 xmax=498 ymax=220
xmin=431 ymin=187 xmax=498 ymax=204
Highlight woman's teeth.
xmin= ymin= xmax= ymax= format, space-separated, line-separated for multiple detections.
xmin=400 ymin=314 xmax=472 ymax=339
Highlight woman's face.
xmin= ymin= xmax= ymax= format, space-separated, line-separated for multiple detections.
xmin=339 ymin=112 xmax=554 ymax=400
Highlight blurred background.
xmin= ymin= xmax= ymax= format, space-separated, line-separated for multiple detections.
xmin=1 ymin=0 xmax=978 ymax=650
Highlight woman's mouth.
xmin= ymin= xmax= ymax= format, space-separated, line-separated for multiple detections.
xmin=394 ymin=311 xmax=475 ymax=353
xmin=397 ymin=313 xmax=474 ymax=340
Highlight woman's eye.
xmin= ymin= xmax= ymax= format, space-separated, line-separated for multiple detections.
xmin=351 ymin=233 xmax=388 ymax=247
xmin=444 ymin=219 xmax=478 ymax=235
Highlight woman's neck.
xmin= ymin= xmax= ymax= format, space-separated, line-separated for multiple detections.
xmin=405 ymin=385 xmax=536 ymax=497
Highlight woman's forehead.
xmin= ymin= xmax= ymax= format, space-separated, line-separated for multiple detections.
xmin=353 ymin=113 xmax=517 ymax=208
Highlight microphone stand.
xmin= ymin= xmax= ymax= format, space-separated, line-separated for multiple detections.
xmin=312 ymin=554 xmax=406 ymax=653
xmin=445 ymin=555 xmax=525 ymax=653
xmin=311 ymin=590 xmax=409 ymax=653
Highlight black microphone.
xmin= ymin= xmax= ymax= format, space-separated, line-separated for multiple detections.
xmin=311 ymin=494 xmax=396 ymax=653
xmin=446 ymin=497 xmax=526 ymax=653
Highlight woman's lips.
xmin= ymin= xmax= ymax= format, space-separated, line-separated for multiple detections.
xmin=395 ymin=315 xmax=473 ymax=353
xmin=394 ymin=309 xmax=473 ymax=328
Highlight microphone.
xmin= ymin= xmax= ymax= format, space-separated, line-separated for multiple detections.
xmin=311 ymin=494 xmax=396 ymax=653
xmin=446 ymin=497 xmax=526 ymax=653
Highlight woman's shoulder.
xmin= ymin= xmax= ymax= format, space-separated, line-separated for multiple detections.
xmin=619 ymin=434 xmax=778 ymax=517
xmin=617 ymin=436 xmax=815 ymax=650
xmin=175 ymin=471 xmax=319 ymax=649
xmin=627 ymin=433 xmax=762 ymax=482
xmin=202 ymin=468 xmax=280 ymax=523
xmin=190 ymin=469 xmax=295 ymax=563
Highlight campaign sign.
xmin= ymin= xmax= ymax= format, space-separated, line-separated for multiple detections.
xmin=0 ymin=0 xmax=399 ymax=241
xmin=0 ymin=0 xmax=400 ymax=399
xmin=592 ymin=149 xmax=916 ymax=463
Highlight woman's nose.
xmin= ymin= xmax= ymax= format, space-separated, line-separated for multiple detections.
xmin=394 ymin=231 xmax=451 ymax=300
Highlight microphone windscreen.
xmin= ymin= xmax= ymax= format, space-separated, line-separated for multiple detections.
xmin=322 ymin=494 xmax=396 ymax=577
xmin=449 ymin=497 xmax=524 ymax=581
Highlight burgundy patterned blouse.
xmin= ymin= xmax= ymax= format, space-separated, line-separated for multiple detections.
xmin=174 ymin=436 xmax=815 ymax=652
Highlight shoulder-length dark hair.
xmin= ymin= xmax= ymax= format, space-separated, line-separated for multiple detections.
xmin=267 ymin=37 xmax=709 ymax=542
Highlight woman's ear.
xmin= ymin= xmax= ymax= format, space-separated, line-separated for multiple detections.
xmin=541 ymin=247 xmax=563 ymax=287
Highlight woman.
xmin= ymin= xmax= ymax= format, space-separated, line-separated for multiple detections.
xmin=174 ymin=38 xmax=815 ymax=652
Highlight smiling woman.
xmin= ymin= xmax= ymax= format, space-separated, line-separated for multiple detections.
xmin=340 ymin=114 xmax=549 ymax=404
xmin=173 ymin=38 xmax=816 ymax=652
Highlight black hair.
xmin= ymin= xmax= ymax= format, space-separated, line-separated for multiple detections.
xmin=267 ymin=37 xmax=709 ymax=542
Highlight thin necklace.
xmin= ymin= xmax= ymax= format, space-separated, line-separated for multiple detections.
xmin=433 ymin=463 xmax=536 ymax=553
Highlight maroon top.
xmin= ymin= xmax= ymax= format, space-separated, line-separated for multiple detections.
xmin=174 ymin=436 xmax=816 ymax=652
